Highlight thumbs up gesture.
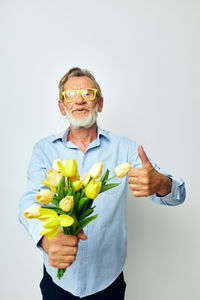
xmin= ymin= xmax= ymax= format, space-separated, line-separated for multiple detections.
xmin=128 ymin=146 xmax=172 ymax=197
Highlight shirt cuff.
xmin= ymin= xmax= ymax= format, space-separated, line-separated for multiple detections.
xmin=150 ymin=177 xmax=186 ymax=206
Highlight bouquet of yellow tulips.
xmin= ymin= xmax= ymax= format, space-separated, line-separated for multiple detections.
xmin=24 ymin=159 xmax=132 ymax=279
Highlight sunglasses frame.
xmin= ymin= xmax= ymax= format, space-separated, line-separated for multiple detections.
xmin=61 ymin=88 xmax=99 ymax=103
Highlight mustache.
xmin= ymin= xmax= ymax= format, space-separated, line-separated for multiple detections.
xmin=71 ymin=106 xmax=90 ymax=112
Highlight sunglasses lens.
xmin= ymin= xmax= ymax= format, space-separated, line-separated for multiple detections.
xmin=82 ymin=89 xmax=95 ymax=100
xmin=64 ymin=89 xmax=96 ymax=102
xmin=65 ymin=90 xmax=77 ymax=101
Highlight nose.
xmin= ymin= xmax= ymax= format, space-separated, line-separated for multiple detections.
xmin=75 ymin=91 xmax=86 ymax=104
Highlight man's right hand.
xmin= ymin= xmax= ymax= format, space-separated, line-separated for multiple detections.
xmin=41 ymin=230 xmax=87 ymax=269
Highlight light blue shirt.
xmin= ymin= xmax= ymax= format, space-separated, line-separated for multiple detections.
xmin=19 ymin=127 xmax=186 ymax=297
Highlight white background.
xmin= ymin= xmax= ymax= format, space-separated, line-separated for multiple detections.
xmin=1 ymin=0 xmax=199 ymax=299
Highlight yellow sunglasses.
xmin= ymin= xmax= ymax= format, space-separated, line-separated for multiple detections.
xmin=61 ymin=88 xmax=99 ymax=103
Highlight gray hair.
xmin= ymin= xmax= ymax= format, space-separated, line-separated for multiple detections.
xmin=58 ymin=67 xmax=102 ymax=101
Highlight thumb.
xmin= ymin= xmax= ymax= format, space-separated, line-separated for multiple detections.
xmin=77 ymin=229 xmax=87 ymax=241
xmin=138 ymin=145 xmax=151 ymax=168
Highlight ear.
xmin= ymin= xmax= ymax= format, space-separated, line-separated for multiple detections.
xmin=98 ymin=97 xmax=104 ymax=113
xmin=58 ymin=100 xmax=66 ymax=116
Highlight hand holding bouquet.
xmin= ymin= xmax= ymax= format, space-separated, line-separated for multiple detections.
xmin=24 ymin=159 xmax=131 ymax=279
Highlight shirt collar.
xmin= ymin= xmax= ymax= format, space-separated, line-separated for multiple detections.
xmin=50 ymin=126 xmax=110 ymax=145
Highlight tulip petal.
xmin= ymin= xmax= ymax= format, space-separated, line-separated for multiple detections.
xmin=24 ymin=204 xmax=41 ymax=219
xmin=58 ymin=215 xmax=74 ymax=227
xmin=42 ymin=180 xmax=57 ymax=193
xmin=58 ymin=161 xmax=69 ymax=177
xmin=89 ymin=162 xmax=103 ymax=179
xmin=115 ymin=162 xmax=132 ymax=178
xmin=42 ymin=180 xmax=51 ymax=188
xmin=72 ymin=180 xmax=83 ymax=192
xmin=40 ymin=225 xmax=60 ymax=240
xmin=63 ymin=159 xmax=77 ymax=178
xmin=52 ymin=158 xmax=62 ymax=171
xmin=80 ymin=172 xmax=91 ymax=186
xmin=51 ymin=186 xmax=57 ymax=193
xmin=85 ymin=179 xmax=102 ymax=199
xmin=71 ymin=170 xmax=79 ymax=182
xmin=43 ymin=218 xmax=60 ymax=228
xmin=38 ymin=208 xmax=58 ymax=221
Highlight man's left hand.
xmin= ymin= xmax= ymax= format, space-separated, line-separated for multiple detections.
xmin=128 ymin=145 xmax=172 ymax=197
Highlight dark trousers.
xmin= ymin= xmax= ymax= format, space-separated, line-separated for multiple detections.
xmin=40 ymin=266 xmax=126 ymax=300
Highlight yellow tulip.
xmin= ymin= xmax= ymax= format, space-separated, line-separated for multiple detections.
xmin=85 ymin=179 xmax=102 ymax=199
xmin=115 ymin=162 xmax=132 ymax=178
xmin=58 ymin=159 xmax=77 ymax=178
xmin=62 ymin=159 xmax=68 ymax=167
xmin=59 ymin=196 xmax=74 ymax=212
xmin=80 ymin=172 xmax=90 ymax=186
xmin=42 ymin=180 xmax=57 ymax=193
xmin=72 ymin=180 xmax=83 ymax=192
xmin=46 ymin=169 xmax=62 ymax=188
xmin=71 ymin=170 xmax=79 ymax=182
xmin=24 ymin=204 xmax=41 ymax=219
xmin=35 ymin=189 xmax=53 ymax=204
xmin=89 ymin=162 xmax=103 ymax=179
xmin=38 ymin=208 xmax=74 ymax=240
xmin=52 ymin=158 xmax=62 ymax=171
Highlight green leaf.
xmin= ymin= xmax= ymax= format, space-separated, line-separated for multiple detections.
xmin=78 ymin=197 xmax=90 ymax=215
xmin=80 ymin=187 xmax=85 ymax=199
xmin=76 ymin=191 xmax=81 ymax=201
xmin=64 ymin=187 xmax=68 ymax=197
xmin=74 ymin=214 xmax=98 ymax=235
xmin=67 ymin=178 xmax=75 ymax=198
xmin=78 ymin=208 xmax=94 ymax=220
xmin=73 ymin=192 xmax=80 ymax=215
xmin=41 ymin=206 xmax=66 ymax=215
xmin=52 ymin=195 xmax=59 ymax=206
xmin=71 ymin=214 xmax=80 ymax=234
xmin=100 ymin=183 xmax=120 ymax=193
xmin=63 ymin=227 xmax=72 ymax=234
xmin=100 ymin=169 xmax=109 ymax=184
xmin=57 ymin=176 xmax=65 ymax=201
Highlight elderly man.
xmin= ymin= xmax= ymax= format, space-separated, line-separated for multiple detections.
xmin=19 ymin=67 xmax=185 ymax=300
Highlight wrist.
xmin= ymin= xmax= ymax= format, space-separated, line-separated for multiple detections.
xmin=41 ymin=235 xmax=49 ymax=253
xmin=157 ymin=174 xmax=172 ymax=197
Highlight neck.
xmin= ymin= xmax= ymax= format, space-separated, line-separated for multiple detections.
xmin=67 ymin=123 xmax=98 ymax=153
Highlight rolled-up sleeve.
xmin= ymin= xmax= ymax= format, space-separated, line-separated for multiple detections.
xmin=19 ymin=142 xmax=47 ymax=245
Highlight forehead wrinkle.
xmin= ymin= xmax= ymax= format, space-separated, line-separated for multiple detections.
xmin=64 ymin=76 xmax=96 ymax=90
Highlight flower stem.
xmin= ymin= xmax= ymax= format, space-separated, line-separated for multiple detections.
xmin=104 ymin=175 xmax=116 ymax=183
xmin=57 ymin=267 xmax=66 ymax=279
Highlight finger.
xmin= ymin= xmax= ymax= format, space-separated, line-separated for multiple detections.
xmin=128 ymin=176 xmax=141 ymax=186
xmin=128 ymin=167 xmax=149 ymax=177
xmin=57 ymin=262 xmax=71 ymax=269
xmin=128 ymin=176 xmax=134 ymax=184
xmin=77 ymin=230 xmax=87 ymax=241
xmin=61 ymin=235 xmax=78 ymax=247
xmin=132 ymin=190 xmax=143 ymax=197
xmin=60 ymin=255 xmax=76 ymax=264
xmin=138 ymin=145 xmax=151 ymax=168
xmin=129 ymin=184 xmax=141 ymax=191
xmin=132 ymin=189 xmax=152 ymax=197
xmin=59 ymin=245 xmax=78 ymax=256
xmin=132 ymin=190 xmax=148 ymax=197
xmin=128 ymin=168 xmax=142 ymax=177
xmin=49 ymin=252 xmax=77 ymax=268
xmin=54 ymin=255 xmax=76 ymax=268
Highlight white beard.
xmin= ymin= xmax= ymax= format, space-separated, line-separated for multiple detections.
xmin=63 ymin=103 xmax=99 ymax=129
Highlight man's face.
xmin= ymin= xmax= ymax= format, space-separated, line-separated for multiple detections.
xmin=58 ymin=76 xmax=103 ymax=129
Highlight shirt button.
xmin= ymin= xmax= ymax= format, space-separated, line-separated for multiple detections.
xmin=81 ymin=259 xmax=85 ymax=264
